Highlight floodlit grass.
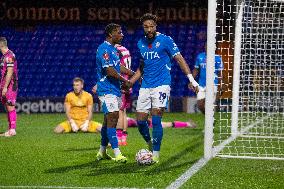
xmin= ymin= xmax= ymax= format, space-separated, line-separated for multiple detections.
xmin=0 ymin=113 xmax=204 ymax=188
xmin=0 ymin=113 xmax=283 ymax=188
xmin=182 ymin=158 xmax=284 ymax=189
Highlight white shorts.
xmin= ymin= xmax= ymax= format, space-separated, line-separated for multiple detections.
xmin=99 ymin=94 xmax=122 ymax=114
xmin=197 ymin=86 xmax=218 ymax=100
xmin=136 ymin=85 xmax=171 ymax=113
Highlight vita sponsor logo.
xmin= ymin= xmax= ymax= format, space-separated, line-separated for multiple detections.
xmin=142 ymin=51 xmax=160 ymax=60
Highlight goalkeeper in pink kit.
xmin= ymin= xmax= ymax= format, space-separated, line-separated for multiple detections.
xmin=0 ymin=37 xmax=18 ymax=137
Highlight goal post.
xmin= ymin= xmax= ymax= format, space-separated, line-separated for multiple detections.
xmin=204 ymin=0 xmax=217 ymax=160
xmin=205 ymin=0 xmax=284 ymax=160
xmin=231 ymin=1 xmax=244 ymax=139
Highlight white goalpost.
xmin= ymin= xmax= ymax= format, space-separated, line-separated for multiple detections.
xmin=205 ymin=0 xmax=284 ymax=160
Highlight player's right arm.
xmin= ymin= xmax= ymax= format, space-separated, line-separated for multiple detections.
xmin=120 ymin=65 xmax=135 ymax=77
xmin=64 ymin=94 xmax=78 ymax=132
xmin=64 ymin=94 xmax=72 ymax=121
xmin=64 ymin=102 xmax=72 ymax=121
xmin=129 ymin=60 xmax=144 ymax=85
xmin=106 ymin=66 xmax=131 ymax=86
xmin=81 ymin=95 xmax=94 ymax=132
xmin=101 ymin=50 xmax=131 ymax=85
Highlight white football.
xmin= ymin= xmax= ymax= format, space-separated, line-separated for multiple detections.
xmin=135 ymin=149 xmax=153 ymax=165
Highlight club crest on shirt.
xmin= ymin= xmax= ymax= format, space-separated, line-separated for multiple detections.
xmin=156 ymin=42 xmax=160 ymax=48
xmin=103 ymin=53 xmax=109 ymax=61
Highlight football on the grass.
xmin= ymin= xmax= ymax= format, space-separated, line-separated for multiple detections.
xmin=135 ymin=149 xmax=153 ymax=165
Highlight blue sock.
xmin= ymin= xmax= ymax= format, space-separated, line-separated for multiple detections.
xmin=107 ymin=127 xmax=118 ymax=149
xmin=152 ymin=115 xmax=163 ymax=151
xmin=137 ymin=120 xmax=151 ymax=143
xmin=100 ymin=126 xmax=109 ymax=147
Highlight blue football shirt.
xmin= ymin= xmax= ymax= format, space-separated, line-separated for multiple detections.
xmin=96 ymin=41 xmax=121 ymax=97
xmin=194 ymin=52 xmax=224 ymax=87
xmin=137 ymin=33 xmax=180 ymax=88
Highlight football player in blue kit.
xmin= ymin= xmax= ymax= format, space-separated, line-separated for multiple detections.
xmin=192 ymin=44 xmax=224 ymax=114
xmin=95 ymin=23 xmax=133 ymax=163
xmin=129 ymin=13 xmax=199 ymax=163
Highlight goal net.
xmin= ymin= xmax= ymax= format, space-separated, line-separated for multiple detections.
xmin=206 ymin=0 xmax=284 ymax=160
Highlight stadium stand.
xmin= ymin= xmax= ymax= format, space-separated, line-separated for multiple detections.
xmin=0 ymin=23 xmax=206 ymax=98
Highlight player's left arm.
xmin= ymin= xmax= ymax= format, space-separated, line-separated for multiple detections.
xmin=165 ymin=36 xmax=199 ymax=92
xmin=174 ymin=54 xmax=192 ymax=76
xmin=2 ymin=57 xmax=14 ymax=97
xmin=174 ymin=54 xmax=199 ymax=92
xmin=86 ymin=104 xmax=93 ymax=122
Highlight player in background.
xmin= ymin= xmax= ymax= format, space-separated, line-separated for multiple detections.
xmin=95 ymin=23 xmax=133 ymax=163
xmin=127 ymin=117 xmax=197 ymax=129
xmin=129 ymin=13 xmax=199 ymax=163
xmin=54 ymin=77 xmax=101 ymax=134
xmin=0 ymin=37 xmax=18 ymax=137
xmin=115 ymin=44 xmax=132 ymax=146
xmin=192 ymin=44 xmax=224 ymax=114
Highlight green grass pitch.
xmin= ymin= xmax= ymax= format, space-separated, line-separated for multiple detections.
xmin=0 ymin=113 xmax=283 ymax=188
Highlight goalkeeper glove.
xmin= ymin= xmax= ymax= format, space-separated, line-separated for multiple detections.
xmin=81 ymin=120 xmax=89 ymax=132
xmin=70 ymin=119 xmax=79 ymax=132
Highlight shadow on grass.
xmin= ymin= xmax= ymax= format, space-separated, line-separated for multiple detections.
xmin=45 ymin=160 xmax=146 ymax=175
xmin=45 ymin=160 xmax=101 ymax=174
xmin=87 ymin=139 xmax=203 ymax=176
xmin=145 ymin=140 xmax=202 ymax=174
xmin=63 ymin=147 xmax=98 ymax=152
xmin=45 ymin=139 xmax=202 ymax=176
